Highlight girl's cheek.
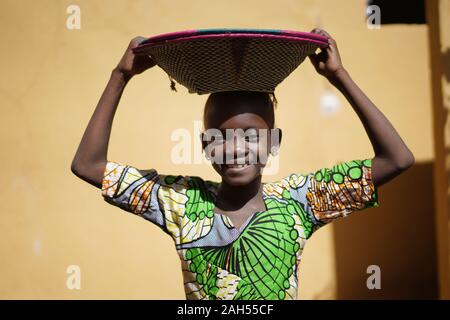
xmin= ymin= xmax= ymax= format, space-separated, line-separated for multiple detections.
xmin=256 ymin=143 xmax=271 ymax=164
xmin=209 ymin=145 xmax=225 ymax=162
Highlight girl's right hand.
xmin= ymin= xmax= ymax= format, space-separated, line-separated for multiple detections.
xmin=115 ymin=36 xmax=156 ymax=80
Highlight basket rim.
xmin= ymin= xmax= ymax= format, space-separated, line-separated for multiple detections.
xmin=139 ymin=28 xmax=328 ymax=44
xmin=133 ymin=32 xmax=329 ymax=54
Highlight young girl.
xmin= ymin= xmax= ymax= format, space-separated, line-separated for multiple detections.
xmin=71 ymin=28 xmax=415 ymax=300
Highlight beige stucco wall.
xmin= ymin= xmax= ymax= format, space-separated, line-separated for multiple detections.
xmin=0 ymin=0 xmax=435 ymax=299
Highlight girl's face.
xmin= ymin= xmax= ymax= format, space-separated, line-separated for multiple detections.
xmin=201 ymin=112 xmax=280 ymax=186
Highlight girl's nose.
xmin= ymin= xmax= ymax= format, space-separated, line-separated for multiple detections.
xmin=225 ymin=134 xmax=247 ymax=162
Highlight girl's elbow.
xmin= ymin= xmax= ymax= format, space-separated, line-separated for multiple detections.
xmin=396 ymin=151 xmax=415 ymax=170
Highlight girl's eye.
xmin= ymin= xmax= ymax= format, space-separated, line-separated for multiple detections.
xmin=203 ymin=133 xmax=224 ymax=144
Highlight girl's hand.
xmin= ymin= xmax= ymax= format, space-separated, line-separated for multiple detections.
xmin=115 ymin=36 xmax=156 ymax=80
xmin=308 ymin=28 xmax=345 ymax=80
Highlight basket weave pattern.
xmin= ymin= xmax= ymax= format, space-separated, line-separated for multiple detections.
xmin=141 ymin=37 xmax=320 ymax=95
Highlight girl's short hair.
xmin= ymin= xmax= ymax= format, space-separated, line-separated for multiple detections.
xmin=203 ymin=91 xmax=278 ymax=129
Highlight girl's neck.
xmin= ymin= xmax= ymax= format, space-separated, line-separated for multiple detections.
xmin=215 ymin=176 xmax=263 ymax=211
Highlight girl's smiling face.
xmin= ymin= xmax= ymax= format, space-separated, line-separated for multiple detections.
xmin=201 ymin=91 xmax=281 ymax=186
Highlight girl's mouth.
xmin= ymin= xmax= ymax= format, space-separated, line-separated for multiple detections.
xmin=222 ymin=163 xmax=251 ymax=171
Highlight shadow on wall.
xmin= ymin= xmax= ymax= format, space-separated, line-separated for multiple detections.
xmin=442 ymin=47 xmax=450 ymax=84
xmin=333 ymin=162 xmax=438 ymax=299
xmin=442 ymin=47 xmax=450 ymax=200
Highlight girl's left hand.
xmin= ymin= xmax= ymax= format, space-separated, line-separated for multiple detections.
xmin=308 ymin=28 xmax=345 ymax=80
xmin=116 ymin=36 xmax=156 ymax=80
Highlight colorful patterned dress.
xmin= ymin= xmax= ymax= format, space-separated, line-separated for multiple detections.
xmin=101 ymin=158 xmax=379 ymax=300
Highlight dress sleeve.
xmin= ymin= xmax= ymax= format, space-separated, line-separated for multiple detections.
xmin=101 ymin=160 xmax=176 ymax=239
xmin=305 ymin=158 xmax=379 ymax=226
xmin=101 ymin=160 xmax=213 ymax=246
xmin=285 ymin=158 xmax=379 ymax=238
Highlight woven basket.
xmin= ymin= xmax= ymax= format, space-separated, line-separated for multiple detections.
xmin=133 ymin=28 xmax=329 ymax=95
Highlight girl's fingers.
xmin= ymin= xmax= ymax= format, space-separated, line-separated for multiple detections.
xmin=313 ymin=28 xmax=332 ymax=38
xmin=323 ymin=31 xmax=332 ymax=38
xmin=310 ymin=50 xmax=327 ymax=65
xmin=328 ymin=39 xmax=338 ymax=53
xmin=308 ymin=53 xmax=319 ymax=66
xmin=310 ymin=28 xmax=336 ymax=49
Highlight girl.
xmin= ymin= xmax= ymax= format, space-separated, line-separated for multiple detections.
xmin=71 ymin=29 xmax=414 ymax=300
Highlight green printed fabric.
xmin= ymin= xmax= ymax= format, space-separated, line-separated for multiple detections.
xmin=101 ymin=158 xmax=379 ymax=300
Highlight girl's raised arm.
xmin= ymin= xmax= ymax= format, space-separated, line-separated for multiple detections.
xmin=308 ymin=28 xmax=415 ymax=188
xmin=71 ymin=36 xmax=155 ymax=188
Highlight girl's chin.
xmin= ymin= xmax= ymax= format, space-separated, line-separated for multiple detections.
xmin=220 ymin=165 xmax=262 ymax=183
xmin=221 ymin=163 xmax=253 ymax=173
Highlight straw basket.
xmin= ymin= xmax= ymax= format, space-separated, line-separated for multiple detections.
xmin=133 ymin=28 xmax=329 ymax=95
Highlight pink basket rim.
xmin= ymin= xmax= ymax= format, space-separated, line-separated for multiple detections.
xmin=140 ymin=28 xmax=328 ymax=43
xmin=133 ymin=32 xmax=329 ymax=53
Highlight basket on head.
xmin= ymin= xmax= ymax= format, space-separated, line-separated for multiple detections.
xmin=133 ymin=28 xmax=329 ymax=95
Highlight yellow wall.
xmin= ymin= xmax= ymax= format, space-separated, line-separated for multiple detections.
xmin=0 ymin=0 xmax=437 ymax=299
xmin=431 ymin=0 xmax=450 ymax=298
